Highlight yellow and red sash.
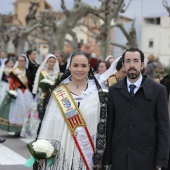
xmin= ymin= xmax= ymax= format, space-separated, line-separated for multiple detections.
xmin=41 ymin=69 xmax=54 ymax=82
xmin=107 ymin=73 xmax=120 ymax=87
xmin=11 ymin=68 xmax=28 ymax=88
xmin=52 ymin=84 xmax=95 ymax=170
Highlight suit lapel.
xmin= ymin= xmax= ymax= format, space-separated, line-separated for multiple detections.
xmin=114 ymin=75 xmax=154 ymax=101
xmin=114 ymin=77 xmax=131 ymax=100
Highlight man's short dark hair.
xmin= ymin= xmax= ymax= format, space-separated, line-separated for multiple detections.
xmin=122 ymin=48 xmax=145 ymax=63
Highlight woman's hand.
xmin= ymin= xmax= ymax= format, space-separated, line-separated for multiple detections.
xmin=38 ymin=159 xmax=44 ymax=170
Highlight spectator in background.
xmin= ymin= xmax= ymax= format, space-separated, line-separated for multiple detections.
xmin=0 ymin=51 xmax=7 ymax=67
xmin=155 ymin=57 xmax=165 ymax=82
xmin=53 ymin=51 xmax=68 ymax=77
xmin=21 ymin=53 xmax=60 ymax=139
xmin=0 ymin=59 xmax=14 ymax=106
xmin=26 ymin=50 xmax=39 ymax=92
xmin=95 ymin=61 xmax=110 ymax=90
xmin=90 ymin=53 xmax=99 ymax=73
xmin=107 ymin=57 xmax=126 ymax=87
xmin=0 ymin=54 xmax=33 ymax=137
xmin=160 ymin=72 xmax=170 ymax=170
xmin=144 ymin=54 xmax=157 ymax=80
xmin=81 ymin=44 xmax=92 ymax=58
xmin=105 ymin=55 xmax=115 ymax=65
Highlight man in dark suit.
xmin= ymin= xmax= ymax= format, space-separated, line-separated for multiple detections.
xmin=103 ymin=48 xmax=170 ymax=170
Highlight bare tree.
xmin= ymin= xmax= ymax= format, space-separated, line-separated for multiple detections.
xmin=81 ymin=0 xmax=136 ymax=58
xmin=1 ymin=0 xmax=137 ymax=58
xmin=110 ymin=19 xmax=138 ymax=49
xmin=0 ymin=28 xmax=10 ymax=52
xmin=49 ymin=0 xmax=102 ymax=51
xmin=162 ymin=0 xmax=170 ymax=16
xmin=26 ymin=2 xmax=39 ymax=25
xmin=25 ymin=0 xmax=135 ymax=57
xmin=10 ymin=2 xmax=43 ymax=55
xmin=0 ymin=14 xmax=12 ymax=52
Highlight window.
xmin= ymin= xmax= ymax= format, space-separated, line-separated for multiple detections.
xmin=148 ymin=38 xmax=154 ymax=48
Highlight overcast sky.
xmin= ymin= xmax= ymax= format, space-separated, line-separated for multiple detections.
xmin=0 ymin=0 xmax=169 ymax=21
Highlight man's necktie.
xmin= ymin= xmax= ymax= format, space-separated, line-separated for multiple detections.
xmin=129 ymin=84 xmax=136 ymax=98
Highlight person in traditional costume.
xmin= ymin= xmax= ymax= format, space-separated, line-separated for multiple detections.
xmin=95 ymin=61 xmax=110 ymax=90
xmin=107 ymin=57 xmax=126 ymax=87
xmin=33 ymin=50 xmax=107 ymax=170
xmin=20 ymin=53 xmax=60 ymax=139
xmin=0 ymin=54 xmax=33 ymax=135
xmin=105 ymin=55 xmax=115 ymax=65
xmin=97 ymin=56 xmax=123 ymax=88
xmin=0 ymin=58 xmax=14 ymax=106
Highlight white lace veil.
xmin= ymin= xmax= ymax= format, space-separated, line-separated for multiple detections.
xmin=0 ymin=58 xmax=8 ymax=81
xmin=98 ymin=56 xmax=122 ymax=84
xmin=13 ymin=54 xmax=29 ymax=69
xmin=32 ymin=53 xmax=59 ymax=94
xmin=105 ymin=55 xmax=114 ymax=62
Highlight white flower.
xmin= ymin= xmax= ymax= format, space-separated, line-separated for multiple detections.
xmin=8 ymin=90 xmax=17 ymax=97
xmin=40 ymin=79 xmax=54 ymax=86
xmin=102 ymin=89 xmax=108 ymax=93
xmin=32 ymin=139 xmax=54 ymax=158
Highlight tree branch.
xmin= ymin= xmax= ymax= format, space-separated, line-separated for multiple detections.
xmin=61 ymin=0 xmax=69 ymax=16
xmin=25 ymin=23 xmax=42 ymax=34
xmin=30 ymin=33 xmax=49 ymax=42
xmin=110 ymin=42 xmax=127 ymax=49
xmin=116 ymin=22 xmax=130 ymax=41
xmin=121 ymin=0 xmax=133 ymax=13
xmin=162 ymin=0 xmax=170 ymax=16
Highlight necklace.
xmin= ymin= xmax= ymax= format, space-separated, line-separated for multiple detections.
xmin=71 ymin=81 xmax=87 ymax=89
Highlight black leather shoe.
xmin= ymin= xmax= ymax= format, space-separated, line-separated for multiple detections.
xmin=14 ymin=132 xmax=20 ymax=137
xmin=0 ymin=138 xmax=6 ymax=143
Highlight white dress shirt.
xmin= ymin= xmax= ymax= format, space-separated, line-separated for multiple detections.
xmin=127 ymin=74 xmax=142 ymax=94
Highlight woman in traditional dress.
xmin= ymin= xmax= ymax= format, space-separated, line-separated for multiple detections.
xmin=20 ymin=53 xmax=60 ymax=139
xmin=0 ymin=59 xmax=14 ymax=106
xmin=0 ymin=54 xmax=33 ymax=134
xmin=107 ymin=57 xmax=126 ymax=87
xmin=34 ymin=51 xmax=107 ymax=170
xmin=95 ymin=61 xmax=110 ymax=90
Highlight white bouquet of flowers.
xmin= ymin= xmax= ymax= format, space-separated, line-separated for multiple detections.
xmin=8 ymin=90 xmax=17 ymax=99
xmin=32 ymin=139 xmax=54 ymax=158
xmin=25 ymin=139 xmax=57 ymax=168
xmin=102 ymin=89 xmax=108 ymax=93
xmin=39 ymin=78 xmax=54 ymax=93
xmin=40 ymin=79 xmax=54 ymax=86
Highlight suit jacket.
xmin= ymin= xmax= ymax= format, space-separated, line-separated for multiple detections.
xmin=103 ymin=75 xmax=170 ymax=170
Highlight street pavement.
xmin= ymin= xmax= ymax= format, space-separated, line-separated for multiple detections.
xmin=0 ymin=130 xmax=34 ymax=170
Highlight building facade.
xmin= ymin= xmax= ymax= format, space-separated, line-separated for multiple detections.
xmin=113 ymin=15 xmax=170 ymax=67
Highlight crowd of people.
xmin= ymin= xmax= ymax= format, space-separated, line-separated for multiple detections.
xmin=0 ymin=48 xmax=170 ymax=170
